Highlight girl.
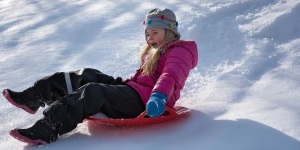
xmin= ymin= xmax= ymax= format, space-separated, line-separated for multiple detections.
xmin=3 ymin=8 xmax=198 ymax=145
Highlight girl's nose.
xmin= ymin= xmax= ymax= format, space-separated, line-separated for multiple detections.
xmin=147 ymin=35 xmax=153 ymax=41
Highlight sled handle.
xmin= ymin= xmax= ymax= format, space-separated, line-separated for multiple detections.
xmin=138 ymin=107 xmax=177 ymax=119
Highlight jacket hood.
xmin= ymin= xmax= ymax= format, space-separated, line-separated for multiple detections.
xmin=167 ymin=40 xmax=198 ymax=68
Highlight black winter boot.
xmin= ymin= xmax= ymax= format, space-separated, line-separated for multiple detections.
xmin=9 ymin=117 xmax=58 ymax=145
xmin=2 ymin=88 xmax=45 ymax=114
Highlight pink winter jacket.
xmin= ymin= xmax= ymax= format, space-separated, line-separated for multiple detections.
xmin=125 ymin=40 xmax=198 ymax=108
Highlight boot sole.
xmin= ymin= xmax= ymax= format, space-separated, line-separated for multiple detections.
xmin=2 ymin=89 xmax=37 ymax=114
xmin=9 ymin=129 xmax=48 ymax=145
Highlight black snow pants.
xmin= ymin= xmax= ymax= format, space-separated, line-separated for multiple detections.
xmin=32 ymin=68 xmax=145 ymax=135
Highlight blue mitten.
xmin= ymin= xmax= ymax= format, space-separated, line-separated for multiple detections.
xmin=146 ymin=92 xmax=167 ymax=118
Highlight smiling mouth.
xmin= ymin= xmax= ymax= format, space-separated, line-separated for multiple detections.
xmin=150 ymin=43 xmax=158 ymax=48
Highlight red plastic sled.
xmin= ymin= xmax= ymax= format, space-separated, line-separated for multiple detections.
xmin=86 ymin=106 xmax=191 ymax=127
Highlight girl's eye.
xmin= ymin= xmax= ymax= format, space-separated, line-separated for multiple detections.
xmin=153 ymin=32 xmax=158 ymax=34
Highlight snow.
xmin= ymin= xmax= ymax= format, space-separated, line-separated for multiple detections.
xmin=0 ymin=0 xmax=300 ymax=149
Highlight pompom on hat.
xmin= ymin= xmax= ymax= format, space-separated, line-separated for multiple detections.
xmin=143 ymin=8 xmax=180 ymax=39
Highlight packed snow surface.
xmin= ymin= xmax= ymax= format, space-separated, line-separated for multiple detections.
xmin=0 ymin=0 xmax=300 ymax=149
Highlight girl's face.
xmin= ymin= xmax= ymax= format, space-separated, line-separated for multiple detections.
xmin=146 ymin=28 xmax=166 ymax=48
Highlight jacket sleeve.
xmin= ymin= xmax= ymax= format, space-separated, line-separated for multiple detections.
xmin=152 ymin=46 xmax=194 ymax=98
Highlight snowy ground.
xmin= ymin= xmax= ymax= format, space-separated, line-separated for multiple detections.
xmin=1 ymin=0 xmax=300 ymax=149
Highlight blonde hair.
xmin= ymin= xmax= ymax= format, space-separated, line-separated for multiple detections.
xmin=140 ymin=29 xmax=179 ymax=75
